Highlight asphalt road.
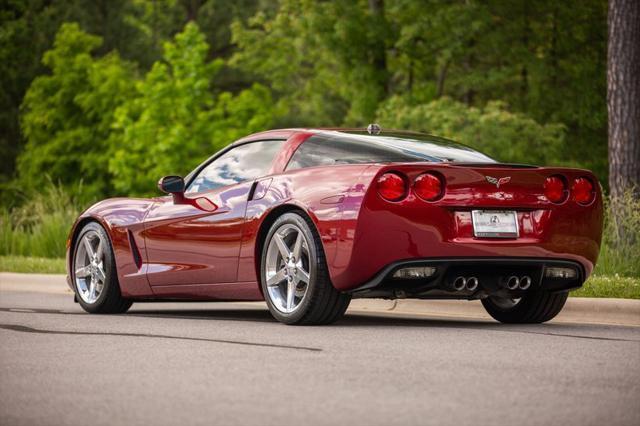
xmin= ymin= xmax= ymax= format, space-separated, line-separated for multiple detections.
xmin=1 ymin=289 xmax=639 ymax=426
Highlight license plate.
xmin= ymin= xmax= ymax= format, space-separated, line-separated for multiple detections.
xmin=472 ymin=210 xmax=519 ymax=238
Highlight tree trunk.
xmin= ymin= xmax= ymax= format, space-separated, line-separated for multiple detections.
xmin=368 ymin=0 xmax=389 ymax=96
xmin=436 ymin=60 xmax=449 ymax=98
xmin=519 ymin=0 xmax=530 ymax=111
xmin=607 ymin=0 xmax=640 ymax=198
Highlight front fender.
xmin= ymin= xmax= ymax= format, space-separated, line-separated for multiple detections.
xmin=66 ymin=197 xmax=156 ymax=298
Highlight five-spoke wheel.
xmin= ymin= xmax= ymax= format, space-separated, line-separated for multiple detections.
xmin=260 ymin=212 xmax=351 ymax=325
xmin=264 ymin=223 xmax=312 ymax=313
xmin=74 ymin=229 xmax=107 ymax=304
xmin=72 ymin=222 xmax=132 ymax=314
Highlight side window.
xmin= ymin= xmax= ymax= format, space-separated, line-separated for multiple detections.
xmin=186 ymin=140 xmax=285 ymax=194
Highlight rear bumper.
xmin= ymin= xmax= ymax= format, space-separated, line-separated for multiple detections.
xmin=349 ymin=257 xmax=584 ymax=299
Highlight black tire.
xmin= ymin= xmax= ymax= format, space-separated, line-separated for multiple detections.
xmin=260 ymin=212 xmax=351 ymax=325
xmin=72 ymin=222 xmax=132 ymax=314
xmin=481 ymin=289 xmax=568 ymax=324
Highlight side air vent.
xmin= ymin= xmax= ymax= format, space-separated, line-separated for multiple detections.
xmin=127 ymin=230 xmax=142 ymax=269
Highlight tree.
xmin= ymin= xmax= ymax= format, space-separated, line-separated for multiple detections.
xmin=18 ymin=23 xmax=137 ymax=199
xmin=377 ymin=96 xmax=564 ymax=166
xmin=5 ymin=0 xmax=614 ymax=202
xmin=607 ymin=0 xmax=640 ymax=198
xmin=0 ymin=0 xmax=159 ymax=189
xmin=109 ymin=22 xmax=277 ymax=195
xmin=231 ymin=0 xmax=394 ymax=126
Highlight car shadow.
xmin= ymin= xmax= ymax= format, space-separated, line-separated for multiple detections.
xmin=2 ymin=306 xmax=637 ymax=342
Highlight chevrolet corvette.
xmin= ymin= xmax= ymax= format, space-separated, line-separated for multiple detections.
xmin=67 ymin=127 xmax=603 ymax=325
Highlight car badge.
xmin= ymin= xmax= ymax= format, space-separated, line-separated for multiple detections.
xmin=485 ymin=176 xmax=511 ymax=188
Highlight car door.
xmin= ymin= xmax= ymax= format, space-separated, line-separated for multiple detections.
xmin=142 ymin=140 xmax=286 ymax=287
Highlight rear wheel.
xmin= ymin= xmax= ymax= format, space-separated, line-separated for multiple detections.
xmin=260 ymin=212 xmax=350 ymax=325
xmin=481 ymin=289 xmax=568 ymax=323
xmin=72 ymin=222 xmax=132 ymax=314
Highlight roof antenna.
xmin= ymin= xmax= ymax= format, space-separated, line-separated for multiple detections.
xmin=367 ymin=123 xmax=382 ymax=135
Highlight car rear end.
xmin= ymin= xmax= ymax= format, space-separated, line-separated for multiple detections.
xmin=334 ymin=162 xmax=603 ymax=302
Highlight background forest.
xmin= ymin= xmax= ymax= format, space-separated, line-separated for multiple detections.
xmin=2 ymin=0 xmax=608 ymax=199
xmin=0 ymin=0 xmax=638 ymax=294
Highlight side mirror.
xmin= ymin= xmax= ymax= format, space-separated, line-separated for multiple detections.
xmin=157 ymin=176 xmax=185 ymax=194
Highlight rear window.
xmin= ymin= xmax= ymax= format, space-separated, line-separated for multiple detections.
xmin=286 ymin=131 xmax=496 ymax=171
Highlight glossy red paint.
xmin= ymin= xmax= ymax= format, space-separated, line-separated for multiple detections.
xmin=66 ymin=129 xmax=604 ymax=301
xmin=328 ymin=163 xmax=602 ymax=291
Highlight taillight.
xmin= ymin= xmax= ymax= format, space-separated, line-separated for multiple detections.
xmin=377 ymin=172 xmax=408 ymax=201
xmin=544 ymin=175 xmax=567 ymax=203
xmin=414 ymin=172 xmax=444 ymax=201
xmin=572 ymin=177 xmax=595 ymax=204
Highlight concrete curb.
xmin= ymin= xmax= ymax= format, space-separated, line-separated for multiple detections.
xmin=2 ymin=272 xmax=639 ymax=326
xmin=348 ymin=298 xmax=640 ymax=327
xmin=0 ymin=272 xmax=71 ymax=294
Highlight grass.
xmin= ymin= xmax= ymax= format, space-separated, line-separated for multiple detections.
xmin=594 ymin=192 xmax=640 ymax=277
xmin=0 ymin=183 xmax=83 ymax=258
xmin=1 ymin=255 xmax=638 ymax=299
xmin=0 ymin=255 xmax=66 ymax=274
xmin=572 ymin=275 xmax=640 ymax=299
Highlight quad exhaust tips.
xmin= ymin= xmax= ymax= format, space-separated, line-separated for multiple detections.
xmin=452 ymin=276 xmax=479 ymax=292
xmin=449 ymin=275 xmax=530 ymax=292
xmin=505 ymin=275 xmax=532 ymax=291
xmin=506 ymin=276 xmax=520 ymax=290
xmin=519 ymin=276 xmax=532 ymax=290
xmin=466 ymin=277 xmax=479 ymax=291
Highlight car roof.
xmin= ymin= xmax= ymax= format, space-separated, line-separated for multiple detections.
xmin=233 ymin=128 xmax=461 ymax=146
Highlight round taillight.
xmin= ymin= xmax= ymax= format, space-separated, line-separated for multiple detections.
xmin=377 ymin=172 xmax=407 ymax=201
xmin=414 ymin=173 xmax=444 ymax=201
xmin=544 ymin=175 xmax=567 ymax=203
xmin=572 ymin=177 xmax=595 ymax=204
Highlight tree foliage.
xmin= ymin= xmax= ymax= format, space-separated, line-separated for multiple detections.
xmin=109 ymin=23 xmax=276 ymax=195
xmin=378 ymin=97 xmax=564 ymax=166
xmin=1 ymin=0 xmax=611 ymax=202
xmin=19 ymin=23 xmax=136 ymax=199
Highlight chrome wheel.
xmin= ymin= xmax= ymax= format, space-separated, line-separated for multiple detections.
xmin=74 ymin=230 xmax=107 ymax=304
xmin=489 ymin=296 xmax=522 ymax=310
xmin=264 ymin=223 xmax=311 ymax=314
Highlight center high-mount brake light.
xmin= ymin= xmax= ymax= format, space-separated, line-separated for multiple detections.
xmin=413 ymin=172 xmax=444 ymax=201
xmin=544 ymin=175 xmax=567 ymax=203
xmin=377 ymin=172 xmax=407 ymax=201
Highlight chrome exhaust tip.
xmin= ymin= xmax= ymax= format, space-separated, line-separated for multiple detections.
xmin=452 ymin=276 xmax=467 ymax=291
xmin=519 ymin=276 xmax=532 ymax=290
xmin=506 ymin=276 xmax=520 ymax=290
xmin=466 ymin=277 xmax=479 ymax=291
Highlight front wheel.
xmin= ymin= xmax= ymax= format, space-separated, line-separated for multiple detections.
xmin=260 ymin=212 xmax=351 ymax=325
xmin=72 ymin=222 xmax=132 ymax=314
xmin=481 ymin=289 xmax=568 ymax=324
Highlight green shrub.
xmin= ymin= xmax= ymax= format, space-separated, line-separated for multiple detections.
xmin=376 ymin=96 xmax=566 ymax=166
xmin=0 ymin=183 xmax=83 ymax=258
xmin=595 ymin=192 xmax=640 ymax=277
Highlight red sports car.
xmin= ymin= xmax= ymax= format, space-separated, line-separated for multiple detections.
xmin=66 ymin=128 xmax=603 ymax=325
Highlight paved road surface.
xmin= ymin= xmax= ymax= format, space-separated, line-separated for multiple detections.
xmin=1 ymin=289 xmax=639 ymax=426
